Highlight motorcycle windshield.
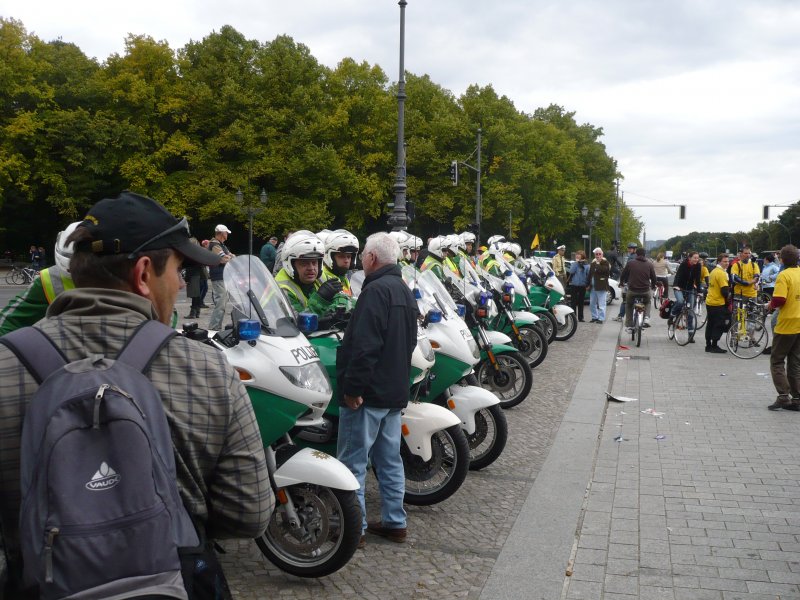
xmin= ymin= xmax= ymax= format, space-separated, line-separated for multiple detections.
xmin=223 ymin=255 xmax=299 ymax=337
xmin=491 ymin=255 xmax=528 ymax=296
xmin=418 ymin=269 xmax=460 ymax=318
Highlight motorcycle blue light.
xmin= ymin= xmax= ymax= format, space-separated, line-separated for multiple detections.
xmin=237 ymin=319 xmax=261 ymax=341
xmin=456 ymin=303 xmax=466 ymax=317
xmin=502 ymin=282 xmax=514 ymax=293
xmin=427 ymin=309 xmax=443 ymax=323
xmin=478 ymin=291 xmax=492 ymax=306
xmin=504 ymin=269 xmax=513 ymax=277
xmin=548 ymin=271 xmax=555 ymax=278
xmin=414 ymin=288 xmax=422 ymax=300
xmin=297 ymin=311 xmax=319 ymax=333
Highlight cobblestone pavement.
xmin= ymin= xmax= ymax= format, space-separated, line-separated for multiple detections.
xmin=174 ymin=295 xmax=601 ymax=599
xmin=565 ymin=314 xmax=800 ymax=599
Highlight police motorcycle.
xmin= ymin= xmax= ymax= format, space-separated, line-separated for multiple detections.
xmin=472 ymin=255 xmax=549 ymax=369
xmin=444 ymin=259 xmax=534 ymax=409
xmin=520 ymin=256 xmax=577 ymax=341
xmin=402 ymin=266 xmax=509 ymax=470
xmin=294 ymin=282 xmax=471 ymax=506
xmin=183 ymin=255 xmax=361 ymax=578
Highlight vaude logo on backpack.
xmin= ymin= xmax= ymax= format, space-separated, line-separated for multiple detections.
xmin=0 ymin=321 xmax=199 ymax=600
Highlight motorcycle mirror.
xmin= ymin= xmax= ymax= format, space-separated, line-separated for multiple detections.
xmin=237 ymin=319 xmax=261 ymax=341
xmin=297 ymin=311 xmax=319 ymax=333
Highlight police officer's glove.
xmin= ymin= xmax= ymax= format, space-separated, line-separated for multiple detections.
xmin=317 ymin=279 xmax=343 ymax=302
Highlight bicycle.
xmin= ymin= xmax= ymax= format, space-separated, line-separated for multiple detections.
xmin=629 ymin=294 xmax=647 ymax=347
xmin=667 ymin=296 xmax=697 ymax=346
xmin=726 ymin=296 xmax=769 ymax=359
xmin=691 ymin=287 xmax=707 ymax=330
xmin=4 ymin=264 xmax=38 ymax=285
xmin=653 ymin=281 xmax=667 ymax=310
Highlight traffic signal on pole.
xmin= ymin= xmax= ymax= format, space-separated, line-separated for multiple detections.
xmin=679 ymin=205 xmax=686 ymax=219
xmin=449 ymin=160 xmax=458 ymax=186
xmin=763 ymin=205 xmax=769 ymax=220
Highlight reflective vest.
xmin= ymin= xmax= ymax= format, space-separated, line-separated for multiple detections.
xmin=444 ymin=256 xmax=462 ymax=278
xmin=275 ymin=269 xmax=319 ymax=310
xmin=40 ymin=266 xmax=75 ymax=304
xmin=320 ymin=265 xmax=351 ymax=295
xmin=420 ymin=255 xmax=445 ymax=280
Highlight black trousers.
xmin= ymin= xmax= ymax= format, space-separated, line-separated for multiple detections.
xmin=569 ymin=285 xmax=586 ymax=320
xmin=705 ymin=304 xmax=729 ymax=346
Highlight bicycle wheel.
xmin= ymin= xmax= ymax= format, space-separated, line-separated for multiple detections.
xmin=9 ymin=268 xmax=26 ymax=285
xmin=674 ymin=309 xmax=695 ymax=346
xmin=667 ymin=318 xmax=675 ymax=340
xmin=726 ymin=317 xmax=768 ymax=359
xmin=693 ymin=298 xmax=707 ymax=330
xmin=636 ymin=313 xmax=643 ymax=347
xmin=653 ymin=287 xmax=662 ymax=310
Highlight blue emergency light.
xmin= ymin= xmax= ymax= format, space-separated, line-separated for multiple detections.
xmin=456 ymin=304 xmax=466 ymax=317
xmin=237 ymin=319 xmax=261 ymax=341
xmin=478 ymin=291 xmax=492 ymax=307
xmin=297 ymin=312 xmax=319 ymax=333
xmin=414 ymin=288 xmax=422 ymax=300
xmin=426 ymin=309 xmax=443 ymax=324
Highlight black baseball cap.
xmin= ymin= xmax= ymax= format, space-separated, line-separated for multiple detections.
xmin=77 ymin=192 xmax=221 ymax=266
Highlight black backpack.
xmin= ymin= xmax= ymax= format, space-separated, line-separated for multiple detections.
xmin=659 ymin=298 xmax=674 ymax=319
xmin=0 ymin=321 xmax=199 ymax=599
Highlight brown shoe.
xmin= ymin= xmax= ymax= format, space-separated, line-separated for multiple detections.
xmin=358 ymin=535 xmax=366 ymax=549
xmin=768 ymin=396 xmax=795 ymax=411
xmin=366 ymin=521 xmax=407 ymax=543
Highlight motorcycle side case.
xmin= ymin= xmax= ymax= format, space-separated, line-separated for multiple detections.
xmin=401 ymin=401 xmax=461 ymax=462
xmin=446 ymin=385 xmax=499 ymax=435
xmin=273 ymin=446 xmax=359 ymax=491
xmin=552 ymin=303 xmax=574 ymax=324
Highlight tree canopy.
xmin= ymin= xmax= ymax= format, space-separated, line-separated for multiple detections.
xmin=0 ymin=18 xmax=639 ymax=255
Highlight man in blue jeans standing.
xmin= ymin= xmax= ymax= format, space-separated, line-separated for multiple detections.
xmin=336 ymin=233 xmax=418 ymax=546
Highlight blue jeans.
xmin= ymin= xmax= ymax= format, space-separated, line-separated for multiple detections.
xmin=590 ymin=290 xmax=607 ymax=321
xmin=671 ymin=289 xmax=696 ymax=333
xmin=337 ymin=405 xmax=406 ymax=533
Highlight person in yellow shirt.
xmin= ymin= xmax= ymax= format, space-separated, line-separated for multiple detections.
xmin=705 ymin=253 xmax=731 ymax=353
xmin=730 ymin=246 xmax=760 ymax=298
xmin=766 ymin=245 xmax=800 ymax=411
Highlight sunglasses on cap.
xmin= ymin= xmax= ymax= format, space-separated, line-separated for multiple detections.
xmin=126 ymin=217 xmax=190 ymax=259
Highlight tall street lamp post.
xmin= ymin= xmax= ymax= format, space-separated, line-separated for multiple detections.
xmin=581 ymin=205 xmax=601 ymax=255
xmin=236 ymin=187 xmax=268 ymax=256
xmin=387 ymin=0 xmax=410 ymax=231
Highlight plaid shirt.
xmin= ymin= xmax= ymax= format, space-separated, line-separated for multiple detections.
xmin=0 ymin=288 xmax=273 ymax=571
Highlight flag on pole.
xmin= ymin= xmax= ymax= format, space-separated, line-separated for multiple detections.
xmin=530 ymin=233 xmax=540 ymax=249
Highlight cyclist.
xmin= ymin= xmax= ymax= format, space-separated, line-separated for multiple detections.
xmin=730 ymin=245 xmax=760 ymax=299
xmin=704 ymin=253 xmax=730 ymax=353
xmin=670 ymin=251 xmax=702 ymax=341
xmin=766 ymin=245 xmax=800 ymax=411
xmin=699 ymin=252 xmax=711 ymax=286
xmin=619 ymin=247 xmax=656 ymax=332
xmin=653 ymin=252 xmax=672 ymax=300
xmin=0 ymin=223 xmax=80 ymax=335
xmin=612 ymin=242 xmax=639 ymax=322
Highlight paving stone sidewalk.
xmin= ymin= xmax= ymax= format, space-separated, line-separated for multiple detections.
xmin=564 ymin=314 xmax=800 ymax=600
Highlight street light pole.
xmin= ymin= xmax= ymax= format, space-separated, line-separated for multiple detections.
xmin=387 ymin=0 xmax=409 ymax=232
xmin=236 ymin=187 xmax=268 ymax=256
xmin=581 ymin=205 xmax=601 ymax=254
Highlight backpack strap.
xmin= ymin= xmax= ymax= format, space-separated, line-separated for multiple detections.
xmin=116 ymin=320 xmax=177 ymax=374
xmin=0 ymin=327 xmax=68 ymax=384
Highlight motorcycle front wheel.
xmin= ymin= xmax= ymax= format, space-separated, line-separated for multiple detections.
xmin=467 ymin=404 xmax=508 ymax=471
xmin=516 ymin=324 xmax=548 ymax=368
xmin=256 ymin=483 xmax=362 ymax=578
xmin=536 ymin=311 xmax=558 ymax=344
xmin=554 ymin=312 xmax=578 ymax=341
xmin=475 ymin=351 xmax=533 ymax=409
xmin=402 ymin=424 xmax=470 ymax=506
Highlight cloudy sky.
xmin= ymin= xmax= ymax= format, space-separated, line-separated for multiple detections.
xmin=4 ymin=0 xmax=799 ymax=240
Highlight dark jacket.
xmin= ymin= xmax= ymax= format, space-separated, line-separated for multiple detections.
xmin=673 ymin=259 xmax=702 ymax=291
xmin=588 ymin=258 xmax=611 ymax=291
xmin=336 ymin=264 xmax=418 ymax=409
xmin=259 ymin=243 xmax=277 ymax=271
xmin=620 ymin=255 xmax=657 ymax=292
xmin=208 ymin=239 xmax=231 ymax=281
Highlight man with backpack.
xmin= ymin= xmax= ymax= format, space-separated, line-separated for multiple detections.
xmin=0 ymin=192 xmax=273 ymax=599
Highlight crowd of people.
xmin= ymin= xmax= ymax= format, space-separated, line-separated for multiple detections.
xmin=2 ymin=194 xmax=799 ymax=597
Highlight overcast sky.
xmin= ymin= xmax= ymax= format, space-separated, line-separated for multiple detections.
xmin=3 ymin=0 xmax=799 ymax=241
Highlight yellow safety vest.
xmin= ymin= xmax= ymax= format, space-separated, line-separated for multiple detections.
xmin=40 ymin=266 xmax=75 ymax=304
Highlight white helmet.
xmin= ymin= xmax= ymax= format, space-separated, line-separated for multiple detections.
xmin=460 ymin=231 xmax=476 ymax=247
xmin=315 ymin=229 xmax=332 ymax=244
xmin=323 ymin=229 xmax=359 ymax=274
xmin=281 ymin=230 xmax=324 ymax=278
xmin=55 ymin=222 xmax=81 ymax=273
xmin=427 ymin=236 xmax=446 ymax=259
xmin=388 ymin=231 xmax=410 ymax=260
xmin=504 ymin=242 xmax=522 ymax=259
xmin=487 ymin=235 xmax=506 ymax=250
xmin=441 ymin=234 xmax=461 ymax=256
xmin=404 ymin=235 xmax=423 ymax=252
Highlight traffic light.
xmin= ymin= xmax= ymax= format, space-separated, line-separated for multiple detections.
xmin=763 ymin=205 xmax=769 ymax=220
xmin=679 ymin=205 xmax=686 ymax=219
xmin=449 ymin=160 xmax=458 ymax=186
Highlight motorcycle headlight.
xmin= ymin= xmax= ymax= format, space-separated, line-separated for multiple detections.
xmin=280 ymin=362 xmax=332 ymax=394
xmin=467 ymin=337 xmax=480 ymax=360
xmin=417 ymin=337 xmax=435 ymax=362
